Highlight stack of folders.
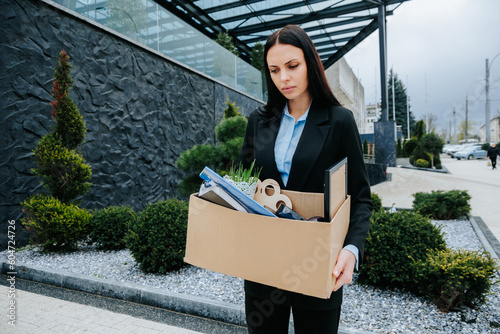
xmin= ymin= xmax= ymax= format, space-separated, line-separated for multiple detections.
xmin=198 ymin=166 xmax=275 ymax=217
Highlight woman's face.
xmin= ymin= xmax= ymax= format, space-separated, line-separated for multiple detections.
xmin=267 ymin=43 xmax=310 ymax=102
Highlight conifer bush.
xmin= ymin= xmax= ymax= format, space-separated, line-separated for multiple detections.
xmin=370 ymin=193 xmax=382 ymax=212
xmin=413 ymin=190 xmax=471 ymax=220
xmin=21 ymin=194 xmax=91 ymax=252
xmin=415 ymin=158 xmax=429 ymax=168
xmin=31 ymin=50 xmax=92 ymax=202
xmin=413 ymin=249 xmax=499 ymax=312
xmin=126 ymin=198 xmax=189 ymax=273
xmin=90 ymin=205 xmax=136 ymax=251
xmin=176 ymin=99 xmax=247 ymax=196
xmin=358 ymin=210 xmax=446 ymax=291
xmin=22 ymin=51 xmax=92 ymax=252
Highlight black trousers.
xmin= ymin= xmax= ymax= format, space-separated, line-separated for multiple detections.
xmin=245 ymin=294 xmax=341 ymax=334
xmin=492 ymin=158 xmax=497 ymax=169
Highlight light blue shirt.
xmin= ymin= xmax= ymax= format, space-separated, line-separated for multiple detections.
xmin=274 ymin=102 xmax=360 ymax=270
xmin=274 ymin=103 xmax=309 ymax=187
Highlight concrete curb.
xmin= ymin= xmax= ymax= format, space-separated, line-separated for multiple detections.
xmin=469 ymin=216 xmax=500 ymax=273
xmin=399 ymin=164 xmax=450 ymax=174
xmin=0 ymin=261 xmax=245 ymax=326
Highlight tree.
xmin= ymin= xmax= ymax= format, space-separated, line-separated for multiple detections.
xmin=215 ymin=31 xmax=239 ymax=56
xmin=250 ymin=42 xmax=266 ymax=98
xmin=420 ymin=133 xmax=444 ymax=168
xmin=105 ymin=0 xmax=147 ymax=37
xmin=250 ymin=42 xmax=264 ymax=73
xmin=413 ymin=119 xmax=426 ymax=140
xmin=22 ymin=51 xmax=92 ymax=252
xmin=388 ymin=69 xmax=416 ymax=138
xmin=457 ymin=120 xmax=476 ymax=142
xmin=32 ymin=51 xmax=91 ymax=203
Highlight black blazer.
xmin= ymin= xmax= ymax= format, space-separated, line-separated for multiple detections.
xmin=238 ymin=102 xmax=372 ymax=310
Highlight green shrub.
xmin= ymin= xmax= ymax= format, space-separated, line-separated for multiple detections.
xmin=363 ymin=138 xmax=368 ymax=156
xmin=371 ymin=193 xmax=382 ymax=212
xmin=176 ymin=144 xmax=220 ymax=174
xmin=413 ymin=249 xmax=499 ymax=312
xmin=433 ymin=155 xmax=441 ymax=169
xmin=215 ymin=115 xmax=247 ymax=143
xmin=413 ymin=190 xmax=471 ymax=220
xmin=126 ymin=198 xmax=189 ymax=273
xmin=90 ymin=205 xmax=136 ymax=251
xmin=177 ymin=174 xmax=203 ymax=197
xmin=415 ymin=159 xmax=429 ymax=168
xmin=176 ymin=99 xmax=247 ymax=197
xmin=21 ymin=194 xmax=91 ymax=252
xmin=403 ymin=138 xmax=419 ymax=156
xmin=420 ymin=132 xmax=445 ymax=157
xmin=410 ymin=148 xmax=431 ymax=167
xmin=358 ymin=210 xmax=446 ymax=290
xmin=218 ymin=137 xmax=244 ymax=165
xmin=32 ymin=132 xmax=92 ymax=203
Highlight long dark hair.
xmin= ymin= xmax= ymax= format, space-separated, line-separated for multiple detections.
xmin=262 ymin=25 xmax=341 ymax=121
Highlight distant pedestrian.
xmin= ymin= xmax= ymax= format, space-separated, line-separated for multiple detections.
xmin=487 ymin=143 xmax=499 ymax=169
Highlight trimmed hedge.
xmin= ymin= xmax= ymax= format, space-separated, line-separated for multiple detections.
xmin=371 ymin=193 xmax=382 ymax=212
xmin=358 ymin=210 xmax=446 ymax=290
xmin=126 ymin=198 xmax=189 ymax=273
xmin=21 ymin=194 xmax=91 ymax=252
xmin=413 ymin=249 xmax=499 ymax=311
xmin=413 ymin=190 xmax=471 ymax=220
xmin=90 ymin=205 xmax=136 ymax=251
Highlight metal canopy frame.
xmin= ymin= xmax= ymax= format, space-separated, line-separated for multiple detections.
xmin=153 ymin=0 xmax=410 ymax=69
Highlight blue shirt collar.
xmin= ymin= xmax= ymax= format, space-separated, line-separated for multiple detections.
xmin=283 ymin=101 xmax=312 ymax=123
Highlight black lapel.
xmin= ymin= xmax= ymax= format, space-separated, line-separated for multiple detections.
xmin=286 ymin=103 xmax=331 ymax=191
xmin=256 ymin=117 xmax=285 ymax=188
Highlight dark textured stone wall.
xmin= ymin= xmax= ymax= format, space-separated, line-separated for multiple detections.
xmin=0 ymin=0 xmax=263 ymax=249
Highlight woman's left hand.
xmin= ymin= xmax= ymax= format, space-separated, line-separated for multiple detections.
xmin=332 ymin=249 xmax=356 ymax=291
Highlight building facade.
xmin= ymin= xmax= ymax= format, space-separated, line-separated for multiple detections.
xmin=325 ymin=57 xmax=365 ymax=129
xmin=480 ymin=116 xmax=500 ymax=143
xmin=363 ymin=103 xmax=381 ymax=135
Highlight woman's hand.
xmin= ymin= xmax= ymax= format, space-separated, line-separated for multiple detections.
xmin=332 ymin=249 xmax=356 ymax=291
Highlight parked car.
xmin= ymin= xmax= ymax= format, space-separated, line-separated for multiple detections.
xmin=454 ymin=146 xmax=487 ymax=160
xmin=443 ymin=144 xmax=460 ymax=155
xmin=449 ymin=143 xmax=481 ymax=157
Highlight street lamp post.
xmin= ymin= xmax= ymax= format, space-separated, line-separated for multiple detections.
xmin=485 ymin=53 xmax=500 ymax=144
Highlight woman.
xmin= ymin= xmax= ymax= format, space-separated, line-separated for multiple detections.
xmin=238 ymin=25 xmax=372 ymax=333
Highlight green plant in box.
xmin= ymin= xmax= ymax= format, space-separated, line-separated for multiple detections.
xmin=224 ymin=160 xmax=262 ymax=197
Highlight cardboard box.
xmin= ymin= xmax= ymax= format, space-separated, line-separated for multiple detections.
xmin=184 ymin=190 xmax=350 ymax=299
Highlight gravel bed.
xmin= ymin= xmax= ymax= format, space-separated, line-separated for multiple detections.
xmin=2 ymin=219 xmax=500 ymax=333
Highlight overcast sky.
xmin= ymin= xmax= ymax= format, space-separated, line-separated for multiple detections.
xmin=344 ymin=0 xmax=500 ymax=137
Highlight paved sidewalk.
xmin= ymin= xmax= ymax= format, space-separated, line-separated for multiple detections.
xmin=0 ymin=286 xmax=202 ymax=334
xmin=0 ymin=276 xmax=247 ymax=334
xmin=372 ymin=154 xmax=500 ymax=241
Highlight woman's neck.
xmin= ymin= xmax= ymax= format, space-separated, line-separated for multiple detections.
xmin=288 ymin=95 xmax=312 ymax=122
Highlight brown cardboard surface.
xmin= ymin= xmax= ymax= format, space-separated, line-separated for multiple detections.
xmin=184 ymin=192 xmax=351 ymax=299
